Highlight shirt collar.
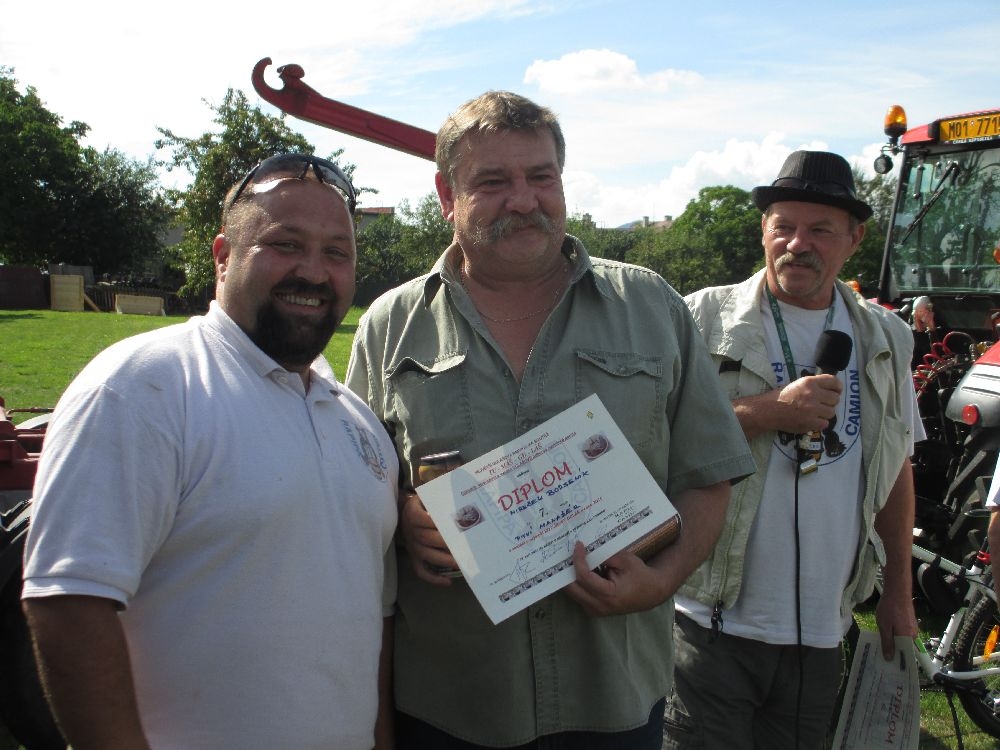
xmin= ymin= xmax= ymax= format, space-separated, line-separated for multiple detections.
xmin=421 ymin=233 xmax=596 ymax=308
xmin=204 ymin=301 xmax=343 ymax=397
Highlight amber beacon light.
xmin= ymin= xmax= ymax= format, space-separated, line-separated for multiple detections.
xmin=883 ymin=104 xmax=908 ymax=141
xmin=874 ymin=105 xmax=908 ymax=174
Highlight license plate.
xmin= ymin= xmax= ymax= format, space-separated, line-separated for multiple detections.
xmin=937 ymin=112 xmax=1000 ymax=144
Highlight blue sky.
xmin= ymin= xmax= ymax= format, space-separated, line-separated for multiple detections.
xmin=3 ymin=0 xmax=999 ymax=227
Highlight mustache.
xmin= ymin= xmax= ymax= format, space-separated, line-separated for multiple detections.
xmin=774 ymin=251 xmax=822 ymax=272
xmin=271 ymin=279 xmax=335 ymax=300
xmin=475 ymin=210 xmax=555 ymax=244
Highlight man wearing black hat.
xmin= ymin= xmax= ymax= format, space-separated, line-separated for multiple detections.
xmin=663 ymin=151 xmax=921 ymax=749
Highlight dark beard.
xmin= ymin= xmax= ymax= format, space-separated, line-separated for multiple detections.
xmin=247 ymin=284 xmax=340 ymax=370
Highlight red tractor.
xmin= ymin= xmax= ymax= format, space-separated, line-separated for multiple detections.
xmin=872 ymin=105 xmax=1000 ymax=559
xmin=0 ymin=399 xmax=61 ymax=748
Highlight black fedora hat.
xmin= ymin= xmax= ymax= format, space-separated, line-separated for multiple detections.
xmin=751 ymin=151 xmax=873 ymax=221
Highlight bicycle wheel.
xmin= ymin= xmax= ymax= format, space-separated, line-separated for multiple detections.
xmin=952 ymin=595 xmax=1000 ymax=738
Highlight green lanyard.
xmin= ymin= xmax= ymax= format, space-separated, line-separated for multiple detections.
xmin=764 ymin=285 xmax=837 ymax=383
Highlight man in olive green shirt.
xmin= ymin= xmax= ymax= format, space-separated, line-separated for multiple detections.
xmin=346 ymin=90 xmax=754 ymax=749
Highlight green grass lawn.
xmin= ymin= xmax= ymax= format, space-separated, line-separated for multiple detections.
xmin=0 ymin=307 xmax=363 ymax=420
xmin=3 ymin=308 xmax=1000 ymax=748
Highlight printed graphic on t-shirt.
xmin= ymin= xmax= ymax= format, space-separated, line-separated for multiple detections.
xmin=772 ymin=362 xmax=861 ymax=468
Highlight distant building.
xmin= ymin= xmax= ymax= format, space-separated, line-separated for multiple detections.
xmin=623 ymin=215 xmax=674 ymax=231
xmin=357 ymin=206 xmax=395 ymax=232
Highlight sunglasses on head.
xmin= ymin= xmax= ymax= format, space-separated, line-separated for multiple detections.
xmin=227 ymin=154 xmax=358 ymax=214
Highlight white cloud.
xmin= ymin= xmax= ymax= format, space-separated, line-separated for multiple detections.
xmin=523 ymin=40 xmax=968 ymax=227
xmin=564 ymin=133 xmax=849 ymax=227
xmin=524 ymin=49 xmax=701 ymax=95
xmin=3 ymin=2 xmax=997 ymax=240
xmin=0 ymin=0 xmax=548 ymax=161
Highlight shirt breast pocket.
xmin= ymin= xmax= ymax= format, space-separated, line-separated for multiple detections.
xmin=574 ymin=350 xmax=665 ymax=448
xmin=388 ymin=352 xmax=474 ymax=461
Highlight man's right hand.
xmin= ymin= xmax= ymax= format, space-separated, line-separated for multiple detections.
xmin=398 ymin=491 xmax=459 ymax=586
xmin=735 ymin=373 xmax=843 ymax=439
xmin=774 ymin=373 xmax=843 ymax=433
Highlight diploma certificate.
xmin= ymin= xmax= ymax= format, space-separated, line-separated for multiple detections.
xmin=832 ymin=632 xmax=919 ymax=749
xmin=416 ymin=393 xmax=679 ymax=624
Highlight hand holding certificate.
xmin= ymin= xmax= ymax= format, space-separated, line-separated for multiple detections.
xmin=832 ymin=631 xmax=919 ymax=749
xmin=415 ymin=394 xmax=681 ymax=624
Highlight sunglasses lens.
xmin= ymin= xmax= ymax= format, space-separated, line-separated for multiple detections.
xmin=253 ymin=154 xmax=309 ymax=182
xmin=230 ymin=154 xmax=357 ymax=212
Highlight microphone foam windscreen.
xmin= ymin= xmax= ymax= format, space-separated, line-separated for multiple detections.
xmin=814 ymin=330 xmax=853 ymax=373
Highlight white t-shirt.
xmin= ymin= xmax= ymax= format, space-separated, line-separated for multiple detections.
xmin=23 ymin=304 xmax=398 ymax=750
xmin=986 ymin=457 xmax=1000 ymax=508
xmin=679 ymin=293 xmax=921 ymax=647
xmin=727 ymin=297 xmax=863 ymax=647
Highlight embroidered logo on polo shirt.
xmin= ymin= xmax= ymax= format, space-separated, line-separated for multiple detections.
xmin=341 ymin=420 xmax=390 ymax=482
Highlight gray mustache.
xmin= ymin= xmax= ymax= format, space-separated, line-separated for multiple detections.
xmin=476 ymin=211 xmax=555 ymax=243
xmin=775 ymin=252 xmax=822 ymax=272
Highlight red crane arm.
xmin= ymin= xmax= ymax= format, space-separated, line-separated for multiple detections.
xmin=251 ymin=57 xmax=436 ymax=162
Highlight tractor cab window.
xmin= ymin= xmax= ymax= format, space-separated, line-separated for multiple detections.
xmin=889 ymin=146 xmax=1000 ymax=296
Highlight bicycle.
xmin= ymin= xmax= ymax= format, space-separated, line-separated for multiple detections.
xmin=905 ymin=507 xmax=1000 ymax=741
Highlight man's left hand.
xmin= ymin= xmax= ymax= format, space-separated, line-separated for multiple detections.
xmin=563 ymin=541 xmax=669 ymax=616
xmin=874 ymin=586 xmax=918 ymax=660
xmin=562 ymin=482 xmax=731 ymax=617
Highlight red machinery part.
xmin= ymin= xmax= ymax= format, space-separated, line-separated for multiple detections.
xmin=976 ymin=338 xmax=1000 ymax=367
xmin=0 ymin=415 xmax=43 ymax=493
xmin=251 ymin=58 xmax=436 ymax=162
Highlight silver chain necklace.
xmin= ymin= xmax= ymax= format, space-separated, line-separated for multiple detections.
xmin=459 ymin=263 xmax=568 ymax=324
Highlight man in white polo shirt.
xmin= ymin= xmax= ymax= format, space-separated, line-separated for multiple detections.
xmin=22 ymin=154 xmax=398 ymax=750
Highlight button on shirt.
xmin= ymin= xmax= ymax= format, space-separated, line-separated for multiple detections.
xmin=346 ymin=237 xmax=754 ymax=745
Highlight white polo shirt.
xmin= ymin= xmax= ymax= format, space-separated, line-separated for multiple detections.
xmin=24 ymin=303 xmax=398 ymax=750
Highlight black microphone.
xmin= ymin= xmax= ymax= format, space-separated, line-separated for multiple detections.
xmin=798 ymin=330 xmax=853 ymax=474
xmin=814 ymin=329 xmax=853 ymax=375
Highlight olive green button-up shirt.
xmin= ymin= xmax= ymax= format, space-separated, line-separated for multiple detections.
xmin=346 ymin=237 xmax=754 ymax=745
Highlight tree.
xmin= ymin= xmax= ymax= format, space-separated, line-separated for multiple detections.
xmin=356 ymin=213 xmax=405 ymax=298
xmin=355 ymin=193 xmax=453 ymax=303
xmin=623 ymin=225 xmax=667 ymax=274
xmin=394 ymin=194 xmax=453 ymax=274
xmin=155 ymin=89 xmax=342 ymax=297
xmin=843 ymin=168 xmax=897 ymax=292
xmin=0 ymin=68 xmax=87 ymax=266
xmin=625 ymin=224 xmax=728 ymax=296
xmin=1 ymin=68 xmax=172 ymax=275
xmin=623 ymin=185 xmax=759 ymax=296
xmin=66 ymin=148 xmax=173 ymax=274
xmin=566 ymin=215 xmax=637 ymax=262
xmin=666 ymin=185 xmax=761 ymax=287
